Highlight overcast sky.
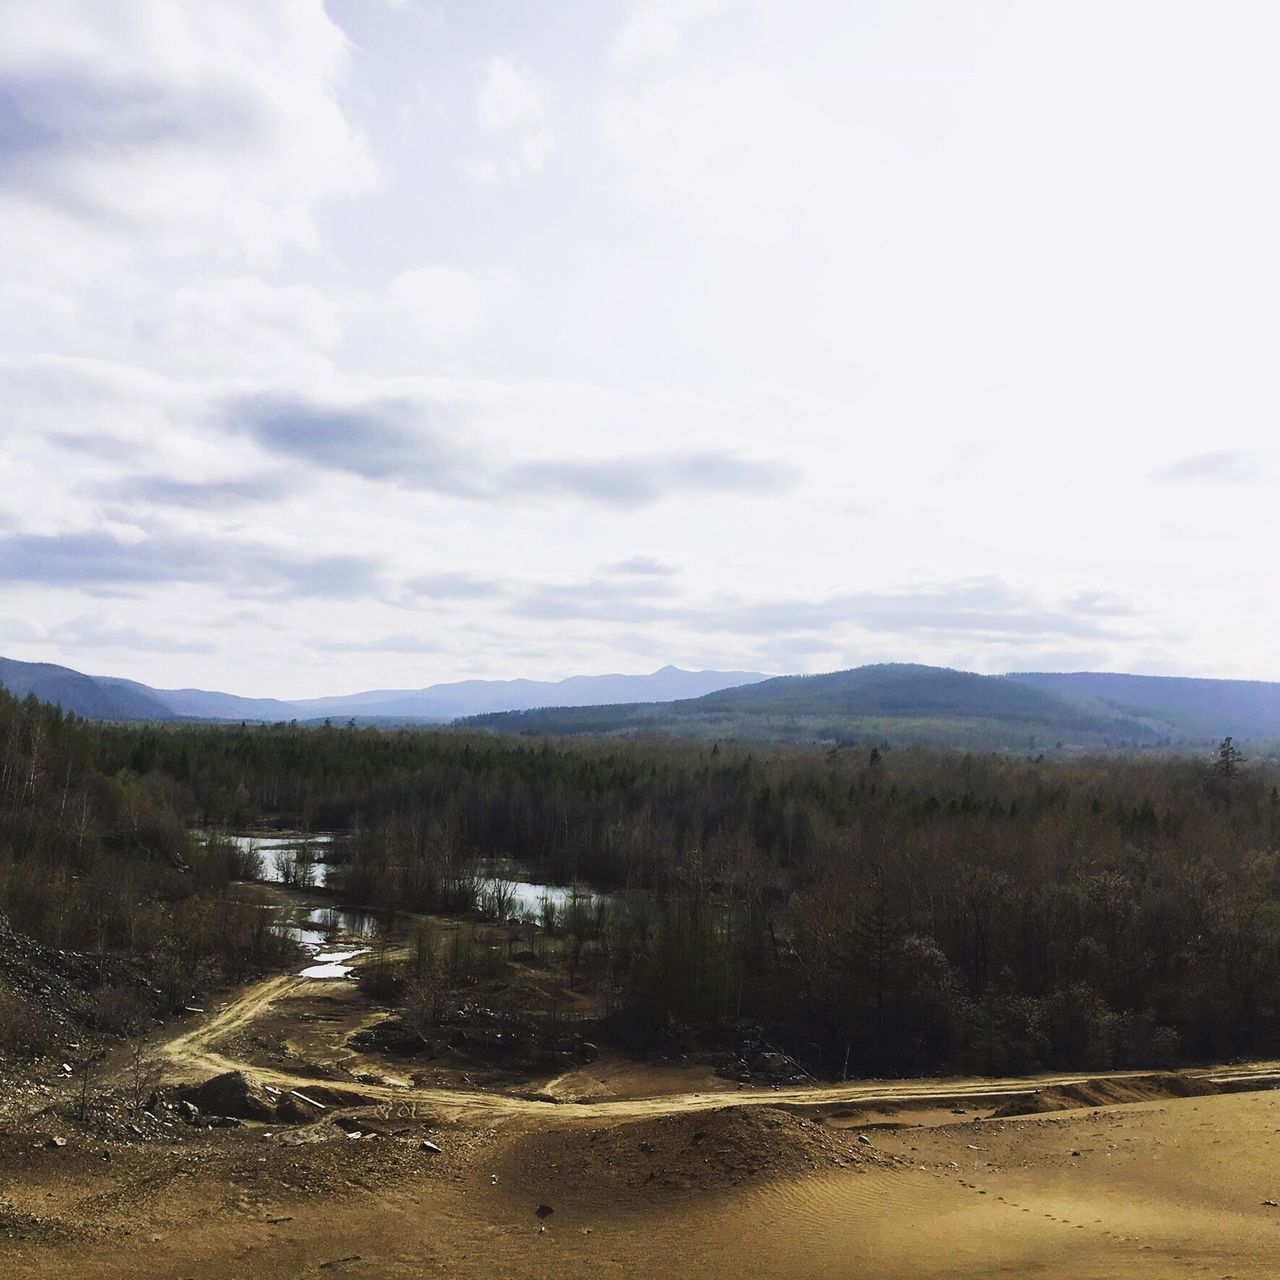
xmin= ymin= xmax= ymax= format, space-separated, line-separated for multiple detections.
xmin=1 ymin=0 xmax=1277 ymax=696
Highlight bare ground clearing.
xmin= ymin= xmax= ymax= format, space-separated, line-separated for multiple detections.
xmin=6 ymin=945 xmax=1280 ymax=1278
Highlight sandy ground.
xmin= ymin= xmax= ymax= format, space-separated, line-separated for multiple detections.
xmin=6 ymin=1088 xmax=1280 ymax=1278
xmin=7 ymin=964 xmax=1280 ymax=1277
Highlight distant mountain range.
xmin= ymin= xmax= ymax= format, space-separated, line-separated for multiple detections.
xmin=465 ymin=663 xmax=1280 ymax=749
xmin=4 ymin=654 xmax=1279 ymax=750
xmin=0 ymin=656 xmax=767 ymax=724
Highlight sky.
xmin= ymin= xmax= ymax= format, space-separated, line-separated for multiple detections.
xmin=1 ymin=0 xmax=1278 ymax=697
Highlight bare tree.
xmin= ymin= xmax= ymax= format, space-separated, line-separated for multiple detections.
xmin=127 ymin=1035 xmax=164 ymax=1113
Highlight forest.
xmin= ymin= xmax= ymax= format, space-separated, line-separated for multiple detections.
xmin=3 ymin=680 xmax=1280 ymax=1080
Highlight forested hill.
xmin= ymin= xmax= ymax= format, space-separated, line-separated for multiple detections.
xmin=7 ymin=654 xmax=1279 ymax=749
xmin=461 ymin=663 xmax=1210 ymax=748
xmin=0 ymin=657 xmax=176 ymax=721
xmin=1008 ymin=672 xmax=1280 ymax=741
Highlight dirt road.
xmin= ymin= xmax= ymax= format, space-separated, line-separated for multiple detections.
xmin=155 ymin=971 xmax=1280 ymax=1122
xmin=11 ymin=969 xmax=1280 ymax=1279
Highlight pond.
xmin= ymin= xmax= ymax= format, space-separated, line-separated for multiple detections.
xmin=208 ymin=831 xmax=342 ymax=887
xmin=474 ymin=857 xmax=620 ymax=923
xmin=209 ymin=831 xmax=622 ymax=925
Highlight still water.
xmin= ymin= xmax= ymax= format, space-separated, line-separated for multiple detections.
xmin=216 ymin=831 xmax=340 ymax=887
xmin=211 ymin=832 xmax=618 ymax=925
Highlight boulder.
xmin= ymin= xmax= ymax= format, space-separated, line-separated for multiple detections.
xmin=752 ymin=1052 xmax=792 ymax=1079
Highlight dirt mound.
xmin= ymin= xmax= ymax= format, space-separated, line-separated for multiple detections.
xmin=182 ymin=1070 xmax=281 ymax=1121
xmin=179 ymin=1070 xmax=379 ymax=1123
xmin=498 ymin=1105 xmax=893 ymax=1204
xmin=992 ymin=1072 xmax=1217 ymax=1116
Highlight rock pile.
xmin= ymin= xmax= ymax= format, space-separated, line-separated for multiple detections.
xmin=0 ymin=909 xmax=150 ymax=1045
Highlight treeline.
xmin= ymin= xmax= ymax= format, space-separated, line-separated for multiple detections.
xmin=71 ymin=720 xmax=1280 ymax=1075
xmin=0 ymin=689 xmax=295 ymax=1056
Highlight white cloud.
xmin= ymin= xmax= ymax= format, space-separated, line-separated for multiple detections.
xmin=611 ymin=0 xmax=737 ymax=64
xmin=456 ymin=157 xmax=501 ymax=185
xmin=602 ymin=66 xmax=885 ymax=244
xmin=516 ymin=131 xmax=556 ymax=175
xmin=461 ymin=55 xmax=553 ymax=183
xmin=0 ymin=0 xmax=376 ymax=260
xmin=476 ymin=56 xmax=543 ymax=134
xmin=383 ymin=266 xmax=507 ymax=341
xmin=2 ymin=2 xmax=1279 ymax=691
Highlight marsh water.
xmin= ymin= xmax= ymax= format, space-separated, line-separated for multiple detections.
xmin=472 ymin=856 xmax=618 ymax=921
xmin=212 ymin=830 xmax=616 ymax=920
xmin=217 ymin=831 xmax=342 ymax=888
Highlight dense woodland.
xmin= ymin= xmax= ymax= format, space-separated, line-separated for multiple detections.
xmin=0 ymin=689 xmax=295 ymax=1053
xmin=4 ymin=682 xmax=1280 ymax=1078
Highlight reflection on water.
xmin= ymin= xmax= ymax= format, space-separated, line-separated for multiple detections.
xmin=478 ymin=876 xmax=603 ymax=920
xmin=277 ymin=924 xmax=328 ymax=947
xmin=209 ymin=831 xmax=619 ymax=926
xmin=209 ymin=831 xmax=340 ymax=887
xmin=298 ymin=948 xmax=368 ymax=979
xmin=474 ymin=857 xmax=618 ymax=922
xmin=306 ymin=904 xmax=377 ymax=937
xmin=266 ymin=902 xmax=376 ymax=948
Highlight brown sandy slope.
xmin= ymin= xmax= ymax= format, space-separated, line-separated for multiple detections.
xmin=8 ymin=968 xmax=1280 ymax=1279
xmin=7 ymin=1087 xmax=1280 ymax=1279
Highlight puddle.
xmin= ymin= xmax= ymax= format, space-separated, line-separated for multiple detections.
xmin=299 ymin=948 xmax=367 ymax=979
xmin=307 ymin=906 xmax=377 ymax=937
xmin=278 ymin=925 xmax=328 ymax=947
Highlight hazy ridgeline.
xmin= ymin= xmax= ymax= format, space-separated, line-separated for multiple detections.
xmin=3 ymin=685 xmax=1280 ymax=1076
